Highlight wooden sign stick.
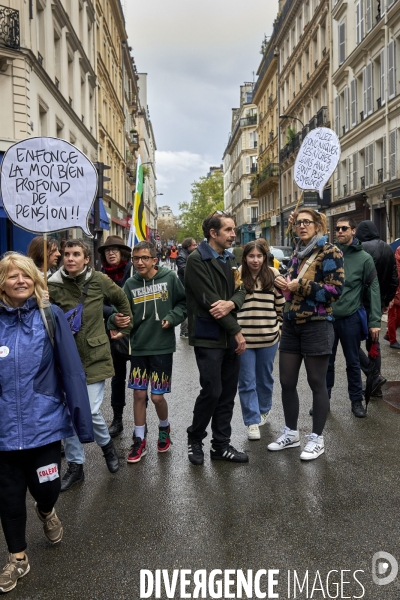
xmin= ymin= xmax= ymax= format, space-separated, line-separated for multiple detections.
xmin=286 ymin=191 xmax=304 ymax=236
xmin=43 ymin=233 xmax=48 ymax=287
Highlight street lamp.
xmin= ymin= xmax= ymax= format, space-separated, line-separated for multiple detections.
xmin=279 ymin=114 xmax=305 ymax=128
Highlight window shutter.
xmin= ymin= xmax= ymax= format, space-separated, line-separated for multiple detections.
xmin=353 ymin=153 xmax=358 ymax=191
xmin=335 ymin=96 xmax=340 ymax=136
xmin=247 ymin=206 xmax=251 ymax=221
xmin=381 ymin=49 xmax=385 ymax=106
xmin=367 ymin=62 xmax=373 ymax=115
xmin=246 ymin=156 xmax=250 ymax=174
xmin=369 ymin=144 xmax=374 ymax=187
xmin=344 ymin=86 xmax=349 ymax=131
xmin=339 ymin=22 xmax=346 ymax=65
xmin=366 ymin=0 xmax=372 ymax=32
xmin=380 ymin=0 xmax=386 ymax=14
xmin=365 ymin=146 xmax=369 ymax=187
xmin=337 ymin=163 xmax=341 ymax=197
xmin=346 ymin=157 xmax=350 ymax=194
xmin=388 ymin=41 xmax=396 ymax=99
xmin=247 ymin=182 xmax=251 ymax=198
xmin=383 ymin=135 xmax=387 ymax=180
xmin=390 ymin=129 xmax=397 ymax=179
xmin=356 ymin=1 xmax=364 ymax=43
xmin=363 ymin=67 xmax=367 ymax=115
xmin=351 ymin=79 xmax=357 ymax=126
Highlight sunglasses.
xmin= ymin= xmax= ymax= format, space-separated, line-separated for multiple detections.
xmin=335 ymin=226 xmax=350 ymax=232
xmin=210 ymin=210 xmax=228 ymax=217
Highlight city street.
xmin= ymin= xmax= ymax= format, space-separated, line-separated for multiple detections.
xmin=5 ymin=331 xmax=400 ymax=600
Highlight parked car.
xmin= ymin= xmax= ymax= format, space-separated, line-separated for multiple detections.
xmin=270 ymin=246 xmax=293 ymax=274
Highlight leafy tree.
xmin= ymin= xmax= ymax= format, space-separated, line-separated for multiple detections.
xmin=178 ymin=171 xmax=224 ymax=242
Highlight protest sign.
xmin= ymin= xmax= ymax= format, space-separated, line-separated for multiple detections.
xmin=0 ymin=137 xmax=97 ymax=237
xmin=294 ymin=128 xmax=340 ymax=199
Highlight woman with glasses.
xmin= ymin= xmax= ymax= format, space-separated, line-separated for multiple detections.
xmin=268 ymin=209 xmax=344 ymax=460
xmin=99 ymin=236 xmax=134 ymax=438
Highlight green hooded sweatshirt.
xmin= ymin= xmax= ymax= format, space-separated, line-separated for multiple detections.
xmin=120 ymin=266 xmax=187 ymax=356
xmin=332 ymin=239 xmax=381 ymax=328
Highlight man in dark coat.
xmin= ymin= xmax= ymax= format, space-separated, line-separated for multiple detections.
xmin=355 ymin=220 xmax=398 ymax=397
xmin=185 ymin=212 xmax=248 ymax=465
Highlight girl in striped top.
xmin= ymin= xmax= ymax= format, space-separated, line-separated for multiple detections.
xmin=237 ymin=241 xmax=285 ymax=440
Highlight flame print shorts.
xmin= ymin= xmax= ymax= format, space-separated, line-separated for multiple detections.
xmin=128 ymin=353 xmax=173 ymax=395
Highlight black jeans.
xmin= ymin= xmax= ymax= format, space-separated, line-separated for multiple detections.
xmin=187 ymin=343 xmax=240 ymax=448
xmin=0 ymin=442 xmax=61 ymax=553
xmin=110 ymin=344 xmax=130 ymax=412
xmin=326 ymin=312 xmax=363 ymax=403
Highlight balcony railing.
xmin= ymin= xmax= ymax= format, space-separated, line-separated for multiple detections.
xmin=360 ymin=176 xmax=365 ymax=189
xmin=251 ymin=217 xmax=258 ymax=224
xmin=322 ymin=47 xmax=327 ymax=56
xmin=309 ymin=116 xmax=318 ymax=131
xmin=342 ymin=125 xmax=346 ymax=136
xmin=377 ymin=97 xmax=382 ymax=109
xmin=0 ymin=5 xmax=20 ymax=49
xmin=250 ymin=164 xmax=257 ymax=173
xmin=268 ymin=95 xmax=273 ymax=105
xmin=360 ymin=111 xmax=364 ymax=122
xmin=377 ymin=168 xmax=383 ymax=183
xmin=251 ymin=163 xmax=279 ymax=194
xmin=314 ymin=60 xmax=318 ymax=69
xmin=269 ymin=130 xmax=274 ymax=142
xmin=259 ymin=143 xmax=264 ymax=153
xmin=302 ymin=124 xmax=309 ymax=139
xmin=317 ymin=106 xmax=328 ymax=126
xmin=343 ymin=184 xmax=347 ymax=196
xmin=294 ymin=132 xmax=302 ymax=150
xmin=38 ymin=52 xmax=43 ymax=66
xmin=127 ymin=92 xmax=137 ymax=110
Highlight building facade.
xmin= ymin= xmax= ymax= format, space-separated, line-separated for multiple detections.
xmin=223 ymin=83 xmax=259 ymax=244
xmin=331 ymin=0 xmax=400 ymax=240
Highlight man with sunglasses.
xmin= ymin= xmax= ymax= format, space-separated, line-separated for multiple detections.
xmin=185 ymin=211 xmax=248 ymax=465
xmin=326 ymin=217 xmax=381 ymax=417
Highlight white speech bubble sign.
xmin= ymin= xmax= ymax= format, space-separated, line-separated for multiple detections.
xmin=0 ymin=137 xmax=98 ymax=237
xmin=293 ymin=128 xmax=341 ymax=199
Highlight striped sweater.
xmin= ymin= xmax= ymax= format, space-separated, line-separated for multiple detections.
xmin=237 ymin=268 xmax=285 ymax=348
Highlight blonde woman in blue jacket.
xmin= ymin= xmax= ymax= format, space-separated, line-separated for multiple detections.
xmin=0 ymin=253 xmax=93 ymax=594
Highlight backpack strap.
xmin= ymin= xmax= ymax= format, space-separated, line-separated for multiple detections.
xmin=39 ymin=305 xmax=56 ymax=347
xmin=297 ymin=249 xmax=320 ymax=280
xmin=80 ymin=281 xmax=90 ymax=304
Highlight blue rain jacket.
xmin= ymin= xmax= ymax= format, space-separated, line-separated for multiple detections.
xmin=0 ymin=298 xmax=94 ymax=451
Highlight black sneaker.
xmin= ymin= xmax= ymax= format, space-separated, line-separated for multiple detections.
xmin=60 ymin=462 xmax=84 ymax=492
xmin=188 ymin=439 xmax=204 ymax=465
xmin=210 ymin=444 xmax=249 ymax=463
xmin=352 ymin=401 xmax=367 ymax=418
xmin=101 ymin=439 xmax=119 ymax=473
xmin=371 ymin=375 xmax=387 ymax=394
xmin=108 ymin=416 xmax=123 ymax=438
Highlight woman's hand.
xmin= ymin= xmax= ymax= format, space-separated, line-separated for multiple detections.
xmin=286 ymin=279 xmax=300 ymax=292
xmin=110 ymin=330 xmax=124 ymax=340
xmin=274 ymin=276 xmax=288 ymax=290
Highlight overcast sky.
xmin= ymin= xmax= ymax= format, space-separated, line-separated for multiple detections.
xmin=125 ymin=0 xmax=277 ymax=215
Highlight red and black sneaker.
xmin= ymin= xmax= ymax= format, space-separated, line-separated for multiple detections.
xmin=127 ymin=437 xmax=147 ymax=463
xmin=157 ymin=425 xmax=172 ymax=453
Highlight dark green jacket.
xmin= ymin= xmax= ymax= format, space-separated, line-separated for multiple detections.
xmin=48 ymin=268 xmax=132 ymax=384
xmin=332 ymin=239 xmax=381 ymax=328
xmin=117 ymin=266 xmax=186 ymax=356
xmin=185 ymin=242 xmax=246 ymax=348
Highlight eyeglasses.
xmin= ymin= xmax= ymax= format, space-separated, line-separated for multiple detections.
xmin=335 ymin=226 xmax=350 ymax=232
xmin=104 ymin=247 xmax=120 ymax=254
xmin=132 ymin=256 xmax=153 ymax=263
xmin=294 ymin=219 xmax=314 ymax=228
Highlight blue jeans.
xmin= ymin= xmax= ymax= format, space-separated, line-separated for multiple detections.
xmin=64 ymin=381 xmax=110 ymax=464
xmin=326 ymin=312 xmax=363 ymax=403
xmin=238 ymin=343 xmax=278 ymax=426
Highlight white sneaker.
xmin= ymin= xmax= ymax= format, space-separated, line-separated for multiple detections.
xmin=300 ymin=433 xmax=325 ymax=461
xmin=259 ymin=411 xmax=270 ymax=426
xmin=267 ymin=426 xmax=300 ymax=451
xmin=247 ymin=424 xmax=260 ymax=440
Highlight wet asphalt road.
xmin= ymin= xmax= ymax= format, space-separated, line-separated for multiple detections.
xmin=4 ymin=326 xmax=400 ymax=600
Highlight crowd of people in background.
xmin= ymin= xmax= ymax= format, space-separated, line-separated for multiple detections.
xmin=0 ymin=209 xmax=398 ymax=593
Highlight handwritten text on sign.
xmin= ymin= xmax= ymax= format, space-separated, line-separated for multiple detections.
xmin=294 ymin=128 xmax=340 ymax=199
xmin=0 ymin=137 xmax=97 ymax=236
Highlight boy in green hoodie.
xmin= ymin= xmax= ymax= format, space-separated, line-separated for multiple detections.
xmin=111 ymin=241 xmax=186 ymax=463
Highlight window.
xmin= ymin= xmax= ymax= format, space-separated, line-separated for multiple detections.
xmin=338 ymin=21 xmax=346 ymax=65
xmin=381 ymin=49 xmax=386 ymax=106
xmin=39 ymin=103 xmax=48 ymax=137
xmin=388 ymin=41 xmax=396 ymax=99
xmin=363 ymin=63 xmax=373 ymax=116
xmin=351 ymin=79 xmax=357 ymax=126
xmin=389 ymin=129 xmax=397 ymax=179
xmin=344 ymin=86 xmax=349 ymax=132
xmin=335 ymin=96 xmax=340 ymax=135
xmin=356 ymin=0 xmax=364 ymax=44
xmin=365 ymin=0 xmax=373 ymax=32
xmin=365 ymin=143 xmax=374 ymax=187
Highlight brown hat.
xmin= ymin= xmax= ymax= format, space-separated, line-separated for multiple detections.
xmin=98 ymin=235 xmax=132 ymax=254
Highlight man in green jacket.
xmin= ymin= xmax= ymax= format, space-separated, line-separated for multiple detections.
xmin=48 ymin=239 xmax=132 ymax=490
xmin=185 ymin=211 xmax=248 ymax=465
xmin=326 ymin=217 xmax=381 ymax=417
xmin=110 ymin=241 xmax=186 ymax=464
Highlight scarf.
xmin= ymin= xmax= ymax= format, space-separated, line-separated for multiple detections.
xmin=103 ymin=261 xmax=128 ymax=284
xmin=295 ymin=233 xmax=323 ymax=260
